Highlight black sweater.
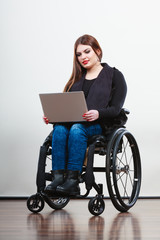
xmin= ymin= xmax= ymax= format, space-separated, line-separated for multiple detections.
xmin=81 ymin=68 xmax=127 ymax=120
xmin=98 ymin=68 xmax=127 ymax=120
xmin=70 ymin=63 xmax=127 ymax=126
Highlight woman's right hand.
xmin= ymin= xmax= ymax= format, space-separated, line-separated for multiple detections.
xmin=43 ymin=116 xmax=49 ymax=124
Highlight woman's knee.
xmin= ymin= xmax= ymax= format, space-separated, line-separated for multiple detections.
xmin=53 ymin=124 xmax=69 ymax=140
xmin=70 ymin=124 xmax=86 ymax=135
xmin=69 ymin=124 xmax=87 ymax=142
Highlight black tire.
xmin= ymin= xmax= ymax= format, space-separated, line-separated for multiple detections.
xmin=50 ymin=197 xmax=70 ymax=210
xmin=88 ymin=196 xmax=105 ymax=216
xmin=43 ymin=194 xmax=70 ymax=210
xmin=106 ymin=129 xmax=141 ymax=212
xmin=27 ymin=194 xmax=45 ymax=213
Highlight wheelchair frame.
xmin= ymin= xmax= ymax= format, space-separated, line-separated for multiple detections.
xmin=27 ymin=110 xmax=141 ymax=216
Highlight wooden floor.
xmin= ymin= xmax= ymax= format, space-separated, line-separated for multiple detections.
xmin=0 ymin=199 xmax=160 ymax=240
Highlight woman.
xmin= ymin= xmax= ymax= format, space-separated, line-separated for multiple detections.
xmin=44 ymin=34 xmax=127 ymax=196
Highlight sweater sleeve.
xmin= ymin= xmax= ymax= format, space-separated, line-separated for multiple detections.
xmin=98 ymin=68 xmax=127 ymax=119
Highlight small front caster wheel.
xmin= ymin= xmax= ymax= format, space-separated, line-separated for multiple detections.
xmin=88 ymin=196 xmax=105 ymax=216
xmin=27 ymin=194 xmax=44 ymax=213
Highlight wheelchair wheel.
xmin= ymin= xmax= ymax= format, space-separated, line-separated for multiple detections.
xmin=106 ymin=129 xmax=141 ymax=212
xmin=88 ymin=196 xmax=105 ymax=216
xmin=27 ymin=194 xmax=45 ymax=213
xmin=43 ymin=195 xmax=70 ymax=210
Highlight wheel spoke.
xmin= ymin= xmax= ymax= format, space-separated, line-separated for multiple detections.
xmin=123 ymin=140 xmax=129 ymax=166
xmin=128 ymin=170 xmax=134 ymax=187
xmin=117 ymin=173 xmax=129 ymax=198
xmin=120 ymin=139 xmax=129 ymax=165
xmin=116 ymin=155 xmax=125 ymax=167
xmin=116 ymin=139 xmax=129 ymax=168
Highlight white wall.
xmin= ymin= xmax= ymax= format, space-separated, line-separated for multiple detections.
xmin=0 ymin=0 xmax=160 ymax=197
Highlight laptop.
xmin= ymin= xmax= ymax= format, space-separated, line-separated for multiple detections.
xmin=39 ymin=91 xmax=88 ymax=123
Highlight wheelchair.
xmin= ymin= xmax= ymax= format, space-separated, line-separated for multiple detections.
xmin=27 ymin=109 xmax=141 ymax=216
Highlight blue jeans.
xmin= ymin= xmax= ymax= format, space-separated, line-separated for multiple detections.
xmin=52 ymin=123 xmax=102 ymax=171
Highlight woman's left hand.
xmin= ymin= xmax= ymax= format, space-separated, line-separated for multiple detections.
xmin=83 ymin=110 xmax=99 ymax=122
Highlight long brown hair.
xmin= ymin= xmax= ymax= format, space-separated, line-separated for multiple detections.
xmin=64 ymin=34 xmax=103 ymax=92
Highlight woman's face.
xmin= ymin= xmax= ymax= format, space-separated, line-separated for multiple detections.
xmin=76 ymin=44 xmax=100 ymax=69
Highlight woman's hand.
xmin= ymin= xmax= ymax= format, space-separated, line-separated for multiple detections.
xmin=83 ymin=110 xmax=99 ymax=122
xmin=43 ymin=116 xmax=49 ymax=124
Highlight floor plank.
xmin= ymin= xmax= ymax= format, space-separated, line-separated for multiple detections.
xmin=0 ymin=199 xmax=160 ymax=240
